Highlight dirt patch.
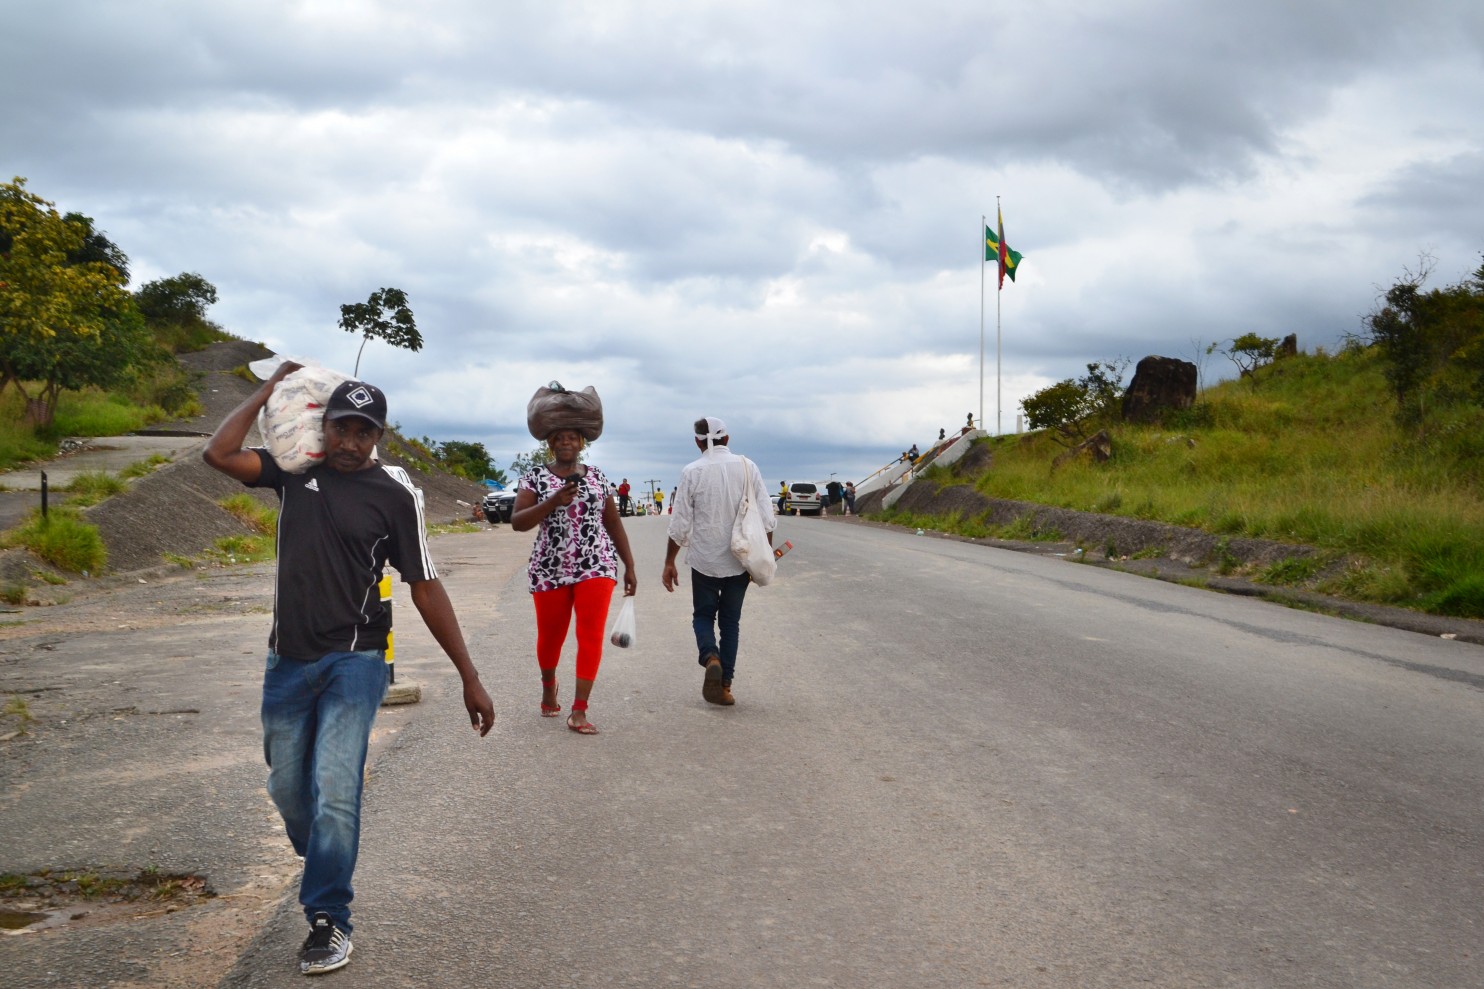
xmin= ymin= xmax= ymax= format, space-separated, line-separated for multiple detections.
xmin=1 ymin=867 xmax=214 ymax=935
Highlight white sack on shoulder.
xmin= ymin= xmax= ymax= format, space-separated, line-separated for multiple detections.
xmin=257 ymin=365 xmax=353 ymax=473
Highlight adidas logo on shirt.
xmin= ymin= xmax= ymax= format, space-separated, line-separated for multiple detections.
xmin=305 ymin=478 xmax=321 ymax=492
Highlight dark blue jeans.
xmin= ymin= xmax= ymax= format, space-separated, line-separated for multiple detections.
xmin=261 ymin=649 xmax=388 ymax=934
xmin=690 ymin=569 xmax=751 ymax=683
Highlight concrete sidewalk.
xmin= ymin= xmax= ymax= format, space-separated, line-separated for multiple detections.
xmin=0 ymin=434 xmax=211 ymax=534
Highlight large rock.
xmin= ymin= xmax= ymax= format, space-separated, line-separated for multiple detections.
xmin=1122 ymin=356 xmax=1197 ymax=423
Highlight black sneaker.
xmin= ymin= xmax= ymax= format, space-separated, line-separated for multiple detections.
xmin=300 ymin=912 xmax=353 ymax=975
xmin=702 ymin=655 xmax=724 ymax=704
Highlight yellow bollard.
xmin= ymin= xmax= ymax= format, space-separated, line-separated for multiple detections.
xmin=378 ymin=575 xmax=421 ymax=706
xmin=379 ymin=574 xmax=395 ymax=683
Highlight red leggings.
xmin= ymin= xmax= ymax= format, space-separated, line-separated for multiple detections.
xmin=532 ymin=578 xmax=616 ymax=682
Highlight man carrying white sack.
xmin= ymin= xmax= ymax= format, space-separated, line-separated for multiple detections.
xmin=203 ymin=362 xmax=496 ymax=976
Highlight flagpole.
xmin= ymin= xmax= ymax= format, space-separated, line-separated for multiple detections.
xmin=996 ymin=195 xmax=1002 ymax=436
xmin=979 ymin=214 xmax=985 ymax=431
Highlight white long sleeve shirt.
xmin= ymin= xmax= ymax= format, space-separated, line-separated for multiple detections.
xmin=667 ymin=445 xmax=777 ymax=578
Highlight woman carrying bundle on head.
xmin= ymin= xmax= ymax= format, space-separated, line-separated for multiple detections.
xmin=511 ymin=383 xmax=637 ymax=735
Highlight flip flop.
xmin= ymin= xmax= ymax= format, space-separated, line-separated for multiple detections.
xmin=540 ymin=702 xmax=562 ymax=717
xmin=566 ymin=714 xmax=599 ymax=735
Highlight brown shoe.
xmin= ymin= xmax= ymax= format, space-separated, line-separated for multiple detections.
xmin=702 ymin=656 xmax=724 ymax=704
xmin=718 ymin=685 xmax=735 ymax=706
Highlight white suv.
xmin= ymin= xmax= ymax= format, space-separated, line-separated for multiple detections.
xmin=785 ymin=482 xmax=823 ymax=516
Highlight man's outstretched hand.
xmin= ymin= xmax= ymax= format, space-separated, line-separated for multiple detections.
xmin=464 ymin=680 xmax=496 ymax=737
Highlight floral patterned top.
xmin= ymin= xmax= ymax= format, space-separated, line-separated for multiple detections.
xmin=519 ymin=463 xmax=619 ymax=593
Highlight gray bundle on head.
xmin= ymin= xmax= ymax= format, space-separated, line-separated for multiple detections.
xmin=527 ymin=381 xmax=603 ymax=441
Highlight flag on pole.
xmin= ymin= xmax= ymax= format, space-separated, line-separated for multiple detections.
xmin=984 ymin=209 xmax=1022 ymax=289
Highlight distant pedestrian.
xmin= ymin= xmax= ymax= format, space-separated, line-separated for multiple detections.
xmin=843 ymin=481 xmax=856 ymax=516
xmin=663 ymin=417 xmax=776 ymax=706
xmin=617 ymin=478 xmax=631 ymax=516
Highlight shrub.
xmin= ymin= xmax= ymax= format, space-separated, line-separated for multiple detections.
xmin=63 ymin=471 xmax=127 ymax=507
xmin=3 ymin=510 xmax=107 ymax=574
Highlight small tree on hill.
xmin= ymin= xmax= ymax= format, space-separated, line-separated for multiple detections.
xmin=1021 ymin=358 xmax=1129 ymax=447
xmin=134 ymin=272 xmax=228 ymax=353
xmin=340 ymin=287 xmax=421 ymax=376
xmin=1208 ymin=333 xmax=1280 ymax=383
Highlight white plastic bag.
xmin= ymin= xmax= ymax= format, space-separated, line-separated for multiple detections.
xmin=731 ymin=457 xmax=777 ymax=585
xmin=609 ymin=596 xmax=636 ymax=648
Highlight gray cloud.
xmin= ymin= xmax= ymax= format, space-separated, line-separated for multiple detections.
xmin=4 ymin=0 xmax=1482 ymax=486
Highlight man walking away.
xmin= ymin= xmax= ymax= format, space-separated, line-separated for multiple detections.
xmin=662 ymin=417 xmax=776 ymax=706
xmin=203 ymin=364 xmax=495 ymax=976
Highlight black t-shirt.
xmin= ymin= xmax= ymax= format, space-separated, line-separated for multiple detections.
xmin=247 ymin=450 xmax=436 ymax=661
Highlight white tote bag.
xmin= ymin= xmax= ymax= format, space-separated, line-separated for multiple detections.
xmin=731 ymin=457 xmax=777 ymax=585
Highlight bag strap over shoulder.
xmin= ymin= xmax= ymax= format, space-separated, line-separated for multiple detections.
xmin=736 ymin=456 xmax=756 ymax=514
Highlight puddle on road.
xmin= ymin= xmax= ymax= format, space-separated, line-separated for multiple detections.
xmin=0 ymin=902 xmax=56 ymax=926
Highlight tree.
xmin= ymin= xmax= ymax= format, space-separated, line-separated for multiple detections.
xmin=2 ymin=305 xmax=166 ymax=427
xmin=1020 ymin=359 xmax=1129 ymax=447
xmin=1 ymin=179 xmax=139 ymax=423
xmin=1 ymin=177 xmax=129 ymax=347
xmin=425 ymin=439 xmax=494 ymax=481
xmin=1209 ymin=333 xmax=1280 ymax=382
xmin=339 ymin=287 xmax=421 ymax=376
xmin=62 ymin=212 xmax=130 ymax=283
xmin=1366 ymin=255 xmax=1484 ymax=438
xmin=133 ymin=272 xmax=228 ymax=353
xmin=509 ymin=445 xmax=553 ymax=476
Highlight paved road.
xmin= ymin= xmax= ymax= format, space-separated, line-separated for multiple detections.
xmin=202 ymin=516 xmax=1481 ymax=988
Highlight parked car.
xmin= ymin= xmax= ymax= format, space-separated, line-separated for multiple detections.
xmin=481 ymin=489 xmax=516 ymax=524
xmin=785 ymin=481 xmax=823 ymax=516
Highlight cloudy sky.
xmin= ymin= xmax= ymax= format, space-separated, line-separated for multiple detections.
xmin=6 ymin=0 xmax=1482 ymax=491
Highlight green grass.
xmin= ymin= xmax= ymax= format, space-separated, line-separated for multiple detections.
xmin=0 ymin=510 xmax=107 ymax=574
xmin=217 ymin=494 xmax=278 ymax=534
xmin=3 ymin=695 xmax=35 ymax=733
xmin=62 ymin=471 xmax=128 ymax=507
xmin=120 ymin=454 xmax=170 ymax=479
xmin=959 ymin=348 xmax=1484 ymax=616
xmin=205 ymin=534 xmax=275 ymax=565
xmin=0 ymin=387 xmax=169 ymax=472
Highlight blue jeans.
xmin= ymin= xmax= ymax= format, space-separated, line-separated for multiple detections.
xmin=261 ymin=649 xmax=388 ymax=933
xmin=690 ymin=570 xmax=751 ymax=683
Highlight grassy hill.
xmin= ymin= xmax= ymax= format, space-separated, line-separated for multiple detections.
xmin=882 ymin=346 xmax=1484 ymax=619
